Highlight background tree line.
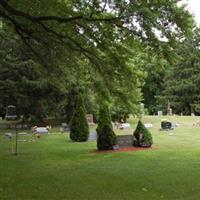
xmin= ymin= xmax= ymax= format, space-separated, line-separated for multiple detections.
xmin=0 ymin=0 xmax=196 ymax=122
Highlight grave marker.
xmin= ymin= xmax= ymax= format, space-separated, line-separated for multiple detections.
xmin=86 ymin=114 xmax=94 ymax=125
xmin=116 ymin=135 xmax=133 ymax=148
xmin=88 ymin=132 xmax=97 ymax=141
xmin=158 ymin=111 xmax=163 ymax=116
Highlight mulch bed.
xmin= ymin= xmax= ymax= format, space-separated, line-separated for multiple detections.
xmin=94 ymin=146 xmax=158 ymax=153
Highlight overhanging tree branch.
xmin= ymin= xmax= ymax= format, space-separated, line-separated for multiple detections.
xmin=0 ymin=0 xmax=125 ymax=24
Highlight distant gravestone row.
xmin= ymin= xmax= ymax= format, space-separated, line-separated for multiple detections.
xmin=157 ymin=101 xmax=173 ymax=116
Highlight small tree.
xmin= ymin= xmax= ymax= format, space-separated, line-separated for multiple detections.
xmin=70 ymin=95 xmax=89 ymax=142
xmin=97 ymin=104 xmax=116 ymax=150
xmin=133 ymin=120 xmax=153 ymax=147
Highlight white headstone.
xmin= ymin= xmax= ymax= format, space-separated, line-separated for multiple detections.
xmin=144 ymin=123 xmax=153 ymax=128
xmin=140 ymin=103 xmax=145 ymax=115
xmin=158 ymin=111 xmax=163 ymax=116
xmin=35 ymin=127 xmax=48 ymax=134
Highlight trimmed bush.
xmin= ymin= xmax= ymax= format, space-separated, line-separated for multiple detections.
xmin=133 ymin=120 xmax=153 ymax=147
xmin=69 ymin=95 xmax=89 ymax=142
xmin=97 ymin=104 xmax=116 ymax=150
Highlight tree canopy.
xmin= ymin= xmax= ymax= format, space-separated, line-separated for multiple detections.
xmin=0 ymin=0 xmax=195 ymax=119
xmin=159 ymin=29 xmax=200 ymax=115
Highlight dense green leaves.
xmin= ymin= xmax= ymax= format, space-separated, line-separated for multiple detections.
xmin=70 ymin=94 xmax=89 ymax=142
xmin=158 ymin=30 xmax=200 ymax=115
xmin=0 ymin=0 xmax=195 ymax=119
xmin=141 ymin=54 xmax=169 ymax=114
xmin=0 ymin=32 xmax=68 ymax=121
xmin=97 ymin=104 xmax=116 ymax=150
xmin=133 ymin=120 xmax=153 ymax=147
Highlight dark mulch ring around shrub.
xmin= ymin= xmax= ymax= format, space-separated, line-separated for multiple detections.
xmin=93 ymin=146 xmax=158 ymax=153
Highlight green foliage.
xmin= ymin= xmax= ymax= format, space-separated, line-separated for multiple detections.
xmin=158 ymin=29 xmax=200 ymax=115
xmin=133 ymin=120 xmax=153 ymax=147
xmin=97 ymin=104 xmax=112 ymax=128
xmin=0 ymin=31 xmax=68 ymax=120
xmin=65 ymin=86 xmax=79 ymax=124
xmin=111 ymin=106 xmax=130 ymax=123
xmin=70 ymin=95 xmax=89 ymax=142
xmin=97 ymin=104 xmax=116 ymax=150
xmin=0 ymin=0 xmax=195 ymax=120
xmin=141 ymin=54 xmax=169 ymax=114
xmin=97 ymin=124 xmax=117 ymax=150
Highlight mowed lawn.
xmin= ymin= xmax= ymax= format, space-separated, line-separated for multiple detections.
xmin=1 ymin=116 xmax=200 ymax=200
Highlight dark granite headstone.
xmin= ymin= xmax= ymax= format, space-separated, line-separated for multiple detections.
xmin=116 ymin=135 xmax=133 ymax=147
xmin=161 ymin=121 xmax=173 ymax=130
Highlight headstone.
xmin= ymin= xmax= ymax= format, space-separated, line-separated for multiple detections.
xmin=158 ymin=111 xmax=163 ymax=116
xmin=118 ymin=123 xmax=131 ymax=129
xmin=113 ymin=145 xmax=119 ymax=150
xmin=144 ymin=123 xmax=153 ymax=128
xmin=35 ymin=127 xmax=48 ymax=134
xmin=18 ymin=132 xmax=28 ymax=135
xmin=5 ymin=105 xmax=17 ymax=120
xmin=5 ymin=132 xmax=12 ymax=139
xmin=88 ymin=132 xmax=97 ymax=141
xmin=61 ymin=123 xmax=70 ymax=132
xmin=167 ymin=100 xmax=172 ymax=115
xmin=140 ymin=103 xmax=144 ymax=115
xmin=116 ymin=135 xmax=133 ymax=148
xmin=168 ymin=108 xmax=172 ymax=116
xmin=86 ymin=114 xmax=94 ymax=125
xmin=160 ymin=121 xmax=173 ymax=130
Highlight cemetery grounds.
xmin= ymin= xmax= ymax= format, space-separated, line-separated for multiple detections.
xmin=1 ymin=115 xmax=200 ymax=200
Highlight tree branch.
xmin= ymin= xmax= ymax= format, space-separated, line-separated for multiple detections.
xmin=0 ymin=0 xmax=125 ymax=25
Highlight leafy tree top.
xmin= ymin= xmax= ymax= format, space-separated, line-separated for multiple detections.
xmin=0 ymin=0 xmax=194 ymax=61
xmin=158 ymin=29 xmax=200 ymax=115
xmin=98 ymin=103 xmax=112 ymax=127
xmin=0 ymin=0 xmax=195 ymax=117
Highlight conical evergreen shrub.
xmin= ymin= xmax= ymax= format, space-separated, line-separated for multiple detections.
xmin=97 ymin=104 xmax=116 ymax=150
xmin=70 ymin=95 xmax=89 ymax=142
xmin=133 ymin=120 xmax=153 ymax=147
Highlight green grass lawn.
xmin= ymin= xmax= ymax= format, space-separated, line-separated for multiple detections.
xmin=1 ymin=116 xmax=200 ymax=200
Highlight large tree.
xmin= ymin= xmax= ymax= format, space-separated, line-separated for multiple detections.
xmin=141 ymin=54 xmax=169 ymax=114
xmin=0 ymin=31 xmax=68 ymax=120
xmin=159 ymin=30 xmax=200 ymax=115
xmin=0 ymin=0 xmax=193 ymax=73
xmin=0 ymin=0 xmax=194 ymax=117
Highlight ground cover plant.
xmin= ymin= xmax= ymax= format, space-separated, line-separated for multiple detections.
xmin=1 ymin=116 xmax=200 ymax=200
